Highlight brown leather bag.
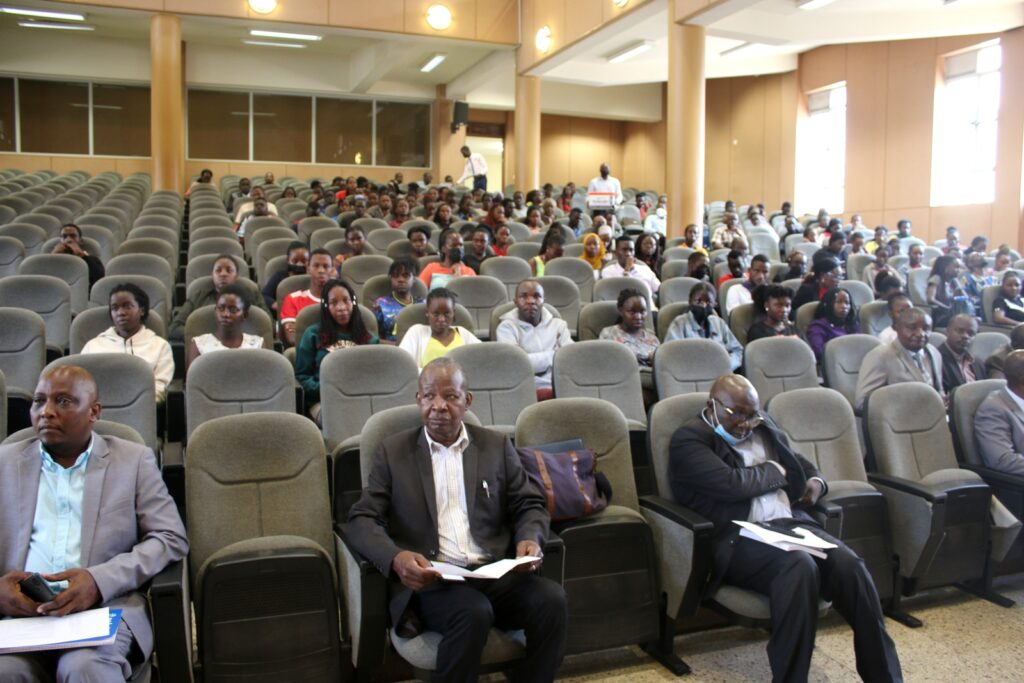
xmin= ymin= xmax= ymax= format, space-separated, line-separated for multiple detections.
xmin=516 ymin=447 xmax=609 ymax=522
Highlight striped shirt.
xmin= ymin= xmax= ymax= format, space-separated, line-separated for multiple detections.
xmin=424 ymin=425 xmax=489 ymax=567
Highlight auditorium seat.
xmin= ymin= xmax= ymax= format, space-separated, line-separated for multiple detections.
xmin=859 ymin=300 xmax=891 ymax=337
xmin=0 ymin=308 xmax=45 ymax=434
xmin=188 ymin=225 xmax=237 ymax=244
xmin=184 ymin=253 xmax=248 ymax=288
xmin=187 ymin=235 xmax=243 ymax=262
xmin=128 ymin=225 xmax=179 ymax=248
xmin=653 ymin=339 xmax=732 ymax=399
xmin=245 ymin=225 xmax=294 ymax=262
xmin=393 ymin=302 xmax=474 ymax=344
xmin=0 ymin=223 xmax=46 ymax=255
xmin=0 ymin=274 xmax=70 ymax=357
xmin=0 ymin=236 xmax=24 ymax=278
xmin=594 ymin=276 xmax=653 ymax=310
xmin=339 ymin=254 xmax=393 ymax=299
xmin=480 ymin=256 xmax=532 ymax=300
xmin=545 ymin=256 xmax=595 ymax=303
xmin=360 ymin=273 xmax=428 ymax=310
xmin=18 ymin=212 xmax=61 ymax=238
xmin=447 ymin=275 xmax=508 ymax=339
xmin=728 ymin=302 xmax=757 ymax=346
xmin=535 ymin=275 xmax=581 ymax=337
xmin=448 ymin=343 xmax=536 ymax=437
xmin=743 ymin=337 xmax=819 ymax=406
xmin=822 ymin=334 xmax=881 ymax=409
xmin=15 ymin=255 xmax=86 ymax=317
xmin=794 ymin=301 xmax=818 ymax=339
xmin=658 ymin=276 xmax=700 ymax=307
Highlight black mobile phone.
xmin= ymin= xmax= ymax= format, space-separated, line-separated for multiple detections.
xmin=18 ymin=573 xmax=57 ymax=603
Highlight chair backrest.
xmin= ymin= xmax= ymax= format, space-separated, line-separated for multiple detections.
xmin=0 ymin=274 xmax=71 ymax=350
xmin=116 ymin=238 xmax=177 ymax=271
xmin=749 ymin=233 xmax=780 ymax=262
xmin=18 ymin=254 xmax=88 ymax=315
xmin=535 ymin=275 xmax=581 ymax=336
xmin=508 ymin=241 xmax=539 ymax=262
xmin=840 ymin=280 xmax=874 ymax=310
xmin=47 ymin=353 xmax=157 ymax=450
xmin=794 ymin=301 xmax=818 ymax=339
xmin=255 ymin=237 xmax=298 ymax=285
xmin=184 ymin=253 xmax=248 ymax=288
xmin=292 ymin=301 xmax=378 ymax=350
xmin=298 ymin=216 xmax=339 ymax=243
xmin=188 ymin=225 xmax=238 ymax=244
xmin=446 ymin=276 xmax=509 ymax=339
xmin=186 ymin=349 xmax=296 ymax=440
xmin=981 ymin=284 xmax=1001 ymax=324
xmin=310 ymin=227 xmax=346 ymax=252
xmin=545 ymin=256 xmax=595 ymax=303
xmin=821 ymin=333 xmax=881 ymax=408
xmin=245 ymin=226 xmax=294 ymax=262
xmin=660 ymin=260 xmax=689 ymax=281
xmin=516 ymin=397 xmax=639 ymax=511
xmin=359 ymin=274 xmax=428 ymax=309
xmin=128 ymin=225 xmax=178 ymax=248
xmin=553 ymin=340 xmax=647 ymax=426
xmin=648 ymin=393 xmax=710 ymax=499
xmin=3 ymin=419 xmax=145 ymax=447
xmin=663 ymin=247 xmax=694 ymax=262
xmin=393 ymin=302 xmax=474 ymax=344
xmin=577 ymin=301 xmax=619 ymax=341
xmin=653 ymin=338 xmax=733 ymax=399
xmin=659 ymin=277 xmax=700 ymax=307
xmin=479 ymin=257 xmax=533 ymax=300
xmin=859 ymin=300 xmax=890 ymax=337
xmin=0 ymin=235 xmax=25 ymax=277
xmin=339 ymin=255 xmax=394 ymax=299
xmin=70 ymin=306 xmax=165 ymax=355
xmin=183 ymin=304 xmax=275 ymax=351
xmin=973 ymin=331 xmax=1010 ymax=365
xmin=0 ymin=223 xmax=47 ymax=255
xmin=0 ymin=307 xmax=45 ymax=393
xmin=593 ymin=276 xmax=653 ymax=311
xmin=846 ymin=254 xmax=874 ymax=283
xmin=949 ymin=379 xmax=1006 ymax=467
xmin=319 ymin=345 xmax=420 ymax=449
xmin=185 ymin=412 xmax=333 ymax=588
xmin=189 ymin=212 xmax=233 ymax=231
xmin=865 ymin=382 xmax=958 ymax=480
xmin=188 ymin=236 xmax=244 ymax=261
xmin=729 ymin=303 xmax=757 ymax=346
xmin=448 ymin=343 xmax=536 ymax=428
xmin=743 ymin=337 xmax=818 ymax=406
xmin=365 ymin=228 xmax=407 ymax=254
xmin=19 ymin=212 xmax=62 ymax=237
xmin=768 ymin=387 xmax=867 ymax=482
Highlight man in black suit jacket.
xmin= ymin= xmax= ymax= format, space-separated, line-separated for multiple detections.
xmin=939 ymin=314 xmax=987 ymax=392
xmin=669 ymin=375 xmax=902 ymax=683
xmin=346 ymin=358 xmax=567 ymax=683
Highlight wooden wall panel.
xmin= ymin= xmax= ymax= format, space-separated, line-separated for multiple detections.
xmin=882 ymin=39 xmax=936 ymax=211
xmin=729 ymin=77 xmax=766 ymax=203
xmin=540 ymin=115 xmax=571 ymax=187
xmin=329 ymin=0 xmax=405 ymax=32
xmin=704 ymin=78 xmax=733 ymax=203
xmin=477 ymin=0 xmax=518 ymax=44
xmin=800 ymin=44 xmax=846 ymax=93
xmin=777 ymin=71 xmax=798 ymax=209
xmin=564 ymin=0 xmax=603 ymax=45
xmin=844 ymin=42 xmax=889 ymax=215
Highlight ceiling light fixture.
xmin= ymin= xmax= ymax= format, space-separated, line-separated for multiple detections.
xmin=719 ymin=42 xmax=755 ymax=57
xmin=249 ymin=29 xmax=321 ymax=41
xmin=798 ymin=0 xmax=839 ymax=10
xmin=247 ymin=0 xmax=277 ymax=14
xmin=1 ymin=7 xmax=84 ymax=21
xmin=535 ymin=25 xmax=552 ymax=53
xmin=420 ymin=54 xmax=447 ymax=73
xmin=18 ymin=21 xmax=94 ymax=30
xmin=607 ymin=40 xmax=654 ymax=64
xmin=425 ymin=4 xmax=452 ymax=31
xmin=242 ymin=39 xmax=305 ymax=48
xmin=613 ymin=0 xmax=629 ymax=7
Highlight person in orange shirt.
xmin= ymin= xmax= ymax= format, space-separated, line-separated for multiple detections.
xmin=419 ymin=229 xmax=477 ymax=290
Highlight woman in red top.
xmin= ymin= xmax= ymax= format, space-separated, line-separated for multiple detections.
xmin=557 ymin=184 xmax=574 ymax=213
xmin=492 ymin=224 xmax=512 ymax=257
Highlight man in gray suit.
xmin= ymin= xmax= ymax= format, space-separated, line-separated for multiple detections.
xmin=0 ymin=366 xmax=188 ymax=681
xmin=855 ymin=307 xmax=944 ymax=411
xmin=346 ymin=358 xmax=567 ymax=683
xmin=975 ymin=350 xmax=1024 ymax=476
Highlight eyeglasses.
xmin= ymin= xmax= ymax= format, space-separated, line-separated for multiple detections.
xmin=713 ymin=398 xmax=763 ymax=428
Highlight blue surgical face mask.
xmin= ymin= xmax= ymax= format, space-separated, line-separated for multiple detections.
xmin=710 ymin=402 xmax=749 ymax=447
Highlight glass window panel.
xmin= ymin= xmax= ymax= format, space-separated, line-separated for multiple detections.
xmin=315 ymin=98 xmax=372 ymax=165
xmin=977 ymin=72 xmax=1001 ymax=122
xmin=977 ymin=45 xmax=1001 ymax=73
xmin=19 ymin=79 xmax=88 ymax=154
xmin=187 ymin=89 xmax=249 ymax=160
xmin=375 ymin=101 xmax=430 ymax=168
xmin=253 ymin=93 xmax=311 ymax=163
xmin=93 ymin=84 xmax=150 ymax=156
xmin=0 ymin=77 xmax=14 ymax=152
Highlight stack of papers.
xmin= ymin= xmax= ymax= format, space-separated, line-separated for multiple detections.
xmin=734 ymin=521 xmax=838 ymax=559
xmin=0 ymin=607 xmax=121 ymax=654
xmin=430 ymin=556 xmax=542 ymax=582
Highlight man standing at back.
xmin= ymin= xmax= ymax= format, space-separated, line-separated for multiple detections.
xmin=456 ymin=146 xmax=489 ymax=192
xmin=0 ymin=366 xmax=187 ymax=681
xmin=586 ymin=163 xmax=623 ymax=216
xmin=346 ymin=359 xmax=568 ymax=682
xmin=496 ymin=280 xmax=573 ymax=401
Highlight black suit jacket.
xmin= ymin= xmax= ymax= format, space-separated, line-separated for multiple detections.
xmin=345 ymin=423 xmax=549 ymax=628
xmin=668 ymin=414 xmax=825 ymax=587
xmin=939 ymin=342 xmax=987 ymax=392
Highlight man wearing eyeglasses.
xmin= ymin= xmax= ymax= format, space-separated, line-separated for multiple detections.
xmin=668 ymin=375 xmax=902 ymax=683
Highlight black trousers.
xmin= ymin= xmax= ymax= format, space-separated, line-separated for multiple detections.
xmin=723 ymin=523 xmax=903 ymax=683
xmin=472 ymin=175 xmax=488 ymax=192
xmin=411 ymin=572 xmax=568 ymax=683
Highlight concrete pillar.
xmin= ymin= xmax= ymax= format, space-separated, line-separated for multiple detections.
xmin=666 ymin=23 xmax=705 ymax=239
xmin=150 ymin=14 xmax=184 ymax=192
xmin=514 ymin=73 xmax=541 ymax=191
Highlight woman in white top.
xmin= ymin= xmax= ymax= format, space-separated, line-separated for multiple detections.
xmin=399 ymin=288 xmax=480 ymax=369
xmin=81 ymin=282 xmax=175 ymax=403
xmin=186 ymin=283 xmax=265 ymax=371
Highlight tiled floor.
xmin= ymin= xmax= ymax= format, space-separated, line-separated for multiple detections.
xmin=534 ymin=575 xmax=1024 ymax=682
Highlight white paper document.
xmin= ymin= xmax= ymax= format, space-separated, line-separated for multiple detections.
xmin=734 ymin=521 xmax=838 ymax=559
xmin=0 ymin=607 xmax=111 ymax=654
xmin=430 ymin=556 xmax=542 ymax=582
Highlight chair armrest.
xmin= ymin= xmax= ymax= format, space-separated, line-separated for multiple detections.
xmin=961 ymin=464 xmax=1024 ymax=490
xmin=810 ymin=499 xmax=843 ymax=537
xmin=639 ymin=495 xmax=715 ymax=534
xmin=639 ymin=496 xmax=715 ymax=619
xmin=539 ymin=532 xmax=565 ymax=585
xmin=335 ymin=526 xmax=388 ymax=674
xmin=867 ymin=473 xmax=949 ymax=503
xmin=148 ymin=559 xmax=194 ymax=683
xmin=171 ymin=341 xmax=185 ymax=381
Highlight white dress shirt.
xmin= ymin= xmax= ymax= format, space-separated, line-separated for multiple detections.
xmin=424 ymin=424 xmax=489 ymax=567
xmin=457 ymin=153 xmax=488 ymax=184
xmin=586 ymin=176 xmax=623 ymax=208
xmin=733 ymin=432 xmax=793 ymax=523
xmin=601 ymin=260 xmax=661 ymax=294
xmin=724 ymin=281 xmax=753 ymax=315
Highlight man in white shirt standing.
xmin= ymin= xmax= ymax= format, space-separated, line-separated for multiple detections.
xmin=457 ymin=146 xmax=489 ymax=192
xmin=586 ymin=163 xmax=623 ymax=217
xmin=601 ymin=236 xmax=660 ymax=299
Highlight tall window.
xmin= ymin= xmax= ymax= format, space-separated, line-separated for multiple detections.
xmin=802 ymin=84 xmax=847 ymax=214
xmin=931 ymin=42 xmax=1001 ymax=206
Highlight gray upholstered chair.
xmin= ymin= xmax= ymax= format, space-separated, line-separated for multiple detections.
xmin=447 ymin=275 xmax=509 ymax=339
xmin=653 ymin=339 xmax=732 ymax=400
xmin=846 ymin=254 xmax=874 ymax=284
xmin=488 ymin=302 xmax=560 ymax=342
xmin=298 ymin=216 xmax=339 ymax=243
xmin=245 ymin=225 xmax=294 ymax=262
xmin=18 ymin=253 xmax=88 ymax=315
xmin=535 ymin=275 xmax=581 ymax=338
xmin=545 ymin=256 xmax=595 ymax=303
xmin=593 ymin=276 xmax=652 ymax=310
xmin=183 ymin=304 xmax=275 ymax=352
xmin=655 ymin=302 xmax=690 ymax=341
xmin=339 ymin=255 xmax=393 ymax=300
xmin=3 ymin=419 xmax=144 ymax=447
xmin=743 ymin=337 xmax=818 ymax=407
xmin=187 ymin=236 xmax=243 ymax=262
xmin=128 ymin=225 xmax=178 ymax=248
xmin=0 ymin=223 xmax=47 ymax=255
xmin=0 ymin=274 xmax=70 ymax=355
xmin=577 ymin=301 xmax=619 ymax=341
xmin=184 ymin=253 xmax=248 ymax=288
xmin=515 ymin=398 xmax=661 ymax=660
xmin=364 ymin=228 xmax=407 ymax=254
xmin=255 ymin=237 xmax=297 ymax=285
xmin=47 ymin=353 xmax=158 ymax=452
xmin=448 ymin=343 xmax=536 ymax=438
xmin=658 ymin=277 xmax=700 ymax=307
xmin=553 ymin=340 xmax=646 ymax=430
xmin=794 ymin=301 xmax=818 ymax=339
xmin=480 ymin=256 xmax=533 ymax=300
xmin=841 ymin=280 xmax=874 ymax=310
xmin=185 ymin=348 xmax=296 ymax=440
xmin=859 ymin=300 xmax=890 ymax=337
xmin=0 ymin=308 xmax=45 ymax=434
xmin=116 ymin=237 xmax=178 ymax=272
xmin=822 ymin=334 xmax=881 ymax=409
xmin=393 ymin=302 xmax=474 ymax=345
xmin=729 ymin=302 xmax=757 ymax=346
xmin=974 ymin=330 xmax=1010 ymax=365
xmin=865 ymin=382 xmax=1020 ymax=603
xmin=310 ymin=227 xmax=345 ymax=252
xmin=0 ymin=235 xmax=25 ymax=278
xmin=359 ymin=274 xmax=428 ymax=311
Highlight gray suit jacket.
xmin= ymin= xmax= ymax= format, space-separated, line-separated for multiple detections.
xmin=0 ymin=435 xmax=188 ymax=658
xmin=855 ymin=340 xmax=944 ymax=411
xmin=974 ymin=388 xmax=1024 ymax=477
xmin=345 ymin=423 xmax=549 ymax=628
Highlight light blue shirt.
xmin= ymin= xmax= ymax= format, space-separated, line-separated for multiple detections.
xmin=24 ymin=437 xmax=94 ymax=592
